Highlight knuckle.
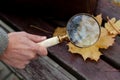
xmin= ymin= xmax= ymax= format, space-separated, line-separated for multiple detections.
xmin=20 ymin=31 xmax=27 ymax=35
xmin=20 ymin=65 xmax=26 ymax=69
xmin=29 ymin=54 xmax=36 ymax=59
xmin=42 ymin=47 xmax=48 ymax=55
xmin=21 ymin=31 xmax=26 ymax=34
xmin=16 ymin=65 xmax=25 ymax=69
xmin=25 ymin=61 xmax=30 ymax=65
xmin=29 ymin=45 xmax=37 ymax=51
xmin=31 ymin=46 xmax=37 ymax=51
xmin=38 ymin=46 xmax=48 ymax=56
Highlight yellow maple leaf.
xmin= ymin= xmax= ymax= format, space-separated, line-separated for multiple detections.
xmin=95 ymin=27 xmax=115 ymax=49
xmin=105 ymin=17 xmax=120 ymax=35
xmin=67 ymin=27 xmax=115 ymax=61
xmin=94 ymin=14 xmax=102 ymax=25
xmin=67 ymin=42 xmax=101 ymax=61
xmin=53 ymin=27 xmax=66 ymax=36
xmin=53 ymin=14 xmax=116 ymax=61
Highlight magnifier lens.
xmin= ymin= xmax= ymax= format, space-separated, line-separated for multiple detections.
xmin=67 ymin=14 xmax=100 ymax=48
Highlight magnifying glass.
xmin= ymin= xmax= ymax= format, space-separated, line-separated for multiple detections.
xmin=38 ymin=13 xmax=101 ymax=48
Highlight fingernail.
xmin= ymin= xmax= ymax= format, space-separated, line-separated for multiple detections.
xmin=41 ymin=36 xmax=47 ymax=40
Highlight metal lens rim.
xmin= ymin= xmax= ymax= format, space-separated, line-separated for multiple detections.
xmin=66 ymin=13 xmax=101 ymax=48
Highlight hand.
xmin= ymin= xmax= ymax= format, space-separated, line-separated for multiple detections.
xmin=0 ymin=32 xmax=48 ymax=69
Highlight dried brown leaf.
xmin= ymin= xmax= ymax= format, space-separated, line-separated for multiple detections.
xmin=94 ymin=14 xmax=102 ymax=25
xmin=53 ymin=14 xmax=116 ymax=61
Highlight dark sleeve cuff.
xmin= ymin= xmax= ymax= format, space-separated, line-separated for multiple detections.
xmin=0 ymin=27 xmax=8 ymax=55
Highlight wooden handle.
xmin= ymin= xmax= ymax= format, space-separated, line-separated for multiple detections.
xmin=38 ymin=36 xmax=60 ymax=48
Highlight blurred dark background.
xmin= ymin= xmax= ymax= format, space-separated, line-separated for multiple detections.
xmin=0 ymin=0 xmax=97 ymax=20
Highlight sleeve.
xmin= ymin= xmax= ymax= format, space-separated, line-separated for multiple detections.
xmin=0 ymin=27 xmax=8 ymax=55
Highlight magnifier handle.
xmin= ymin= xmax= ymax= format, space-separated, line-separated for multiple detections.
xmin=37 ymin=36 xmax=60 ymax=48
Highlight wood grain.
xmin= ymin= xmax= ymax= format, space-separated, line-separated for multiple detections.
xmin=96 ymin=0 xmax=120 ymax=20
xmin=1 ymin=13 xmax=120 ymax=80
xmin=15 ymin=56 xmax=77 ymax=80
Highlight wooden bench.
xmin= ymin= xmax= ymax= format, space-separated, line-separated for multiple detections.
xmin=0 ymin=0 xmax=120 ymax=80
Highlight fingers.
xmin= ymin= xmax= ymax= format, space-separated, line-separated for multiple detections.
xmin=26 ymin=40 xmax=48 ymax=56
xmin=34 ymin=44 xmax=48 ymax=56
xmin=25 ymin=32 xmax=48 ymax=56
xmin=5 ymin=31 xmax=48 ymax=69
xmin=13 ymin=60 xmax=30 ymax=69
xmin=18 ymin=42 xmax=48 ymax=60
xmin=26 ymin=33 xmax=47 ymax=42
xmin=1 ymin=56 xmax=30 ymax=69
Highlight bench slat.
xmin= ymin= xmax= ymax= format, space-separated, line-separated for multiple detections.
xmin=1 ymin=13 xmax=120 ymax=80
xmin=15 ymin=56 xmax=77 ymax=80
xmin=96 ymin=0 xmax=120 ymax=20
xmin=100 ymin=37 xmax=120 ymax=69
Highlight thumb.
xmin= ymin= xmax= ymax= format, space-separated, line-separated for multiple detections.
xmin=26 ymin=33 xmax=47 ymax=42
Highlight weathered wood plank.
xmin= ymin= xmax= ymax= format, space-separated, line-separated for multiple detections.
xmin=100 ymin=37 xmax=120 ymax=69
xmin=0 ymin=18 xmax=77 ymax=80
xmin=48 ymin=43 xmax=120 ymax=80
xmin=95 ymin=0 xmax=120 ymax=68
xmin=95 ymin=0 xmax=120 ymax=20
xmin=1 ymin=14 xmax=120 ymax=80
xmin=15 ymin=56 xmax=77 ymax=80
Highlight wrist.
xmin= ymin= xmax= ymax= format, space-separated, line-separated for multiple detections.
xmin=0 ymin=28 xmax=8 ymax=56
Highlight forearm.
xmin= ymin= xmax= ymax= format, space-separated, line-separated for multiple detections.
xmin=0 ymin=27 xmax=8 ymax=55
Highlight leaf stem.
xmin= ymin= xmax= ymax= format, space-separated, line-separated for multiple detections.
xmin=107 ymin=17 xmax=120 ymax=34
